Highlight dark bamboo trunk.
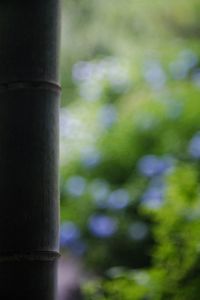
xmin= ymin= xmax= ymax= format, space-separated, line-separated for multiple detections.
xmin=0 ymin=1 xmax=60 ymax=299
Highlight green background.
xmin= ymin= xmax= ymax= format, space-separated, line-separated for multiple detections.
xmin=60 ymin=1 xmax=200 ymax=298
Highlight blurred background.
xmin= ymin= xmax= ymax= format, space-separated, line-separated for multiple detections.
xmin=58 ymin=1 xmax=200 ymax=299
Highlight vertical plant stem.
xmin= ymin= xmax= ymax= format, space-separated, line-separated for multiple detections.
xmin=0 ymin=1 xmax=61 ymax=299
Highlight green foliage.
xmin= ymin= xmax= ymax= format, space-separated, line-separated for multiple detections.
xmin=60 ymin=0 xmax=200 ymax=299
xmin=83 ymin=165 xmax=200 ymax=299
xmin=152 ymin=165 xmax=200 ymax=299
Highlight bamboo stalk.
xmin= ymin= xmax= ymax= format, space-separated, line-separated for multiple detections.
xmin=0 ymin=1 xmax=60 ymax=299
